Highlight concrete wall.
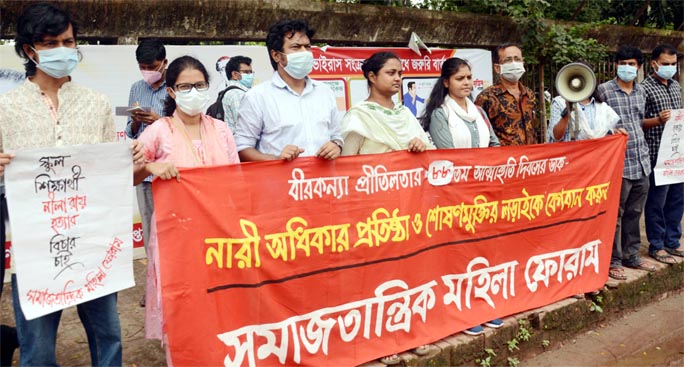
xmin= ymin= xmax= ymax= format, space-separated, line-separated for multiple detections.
xmin=1 ymin=0 xmax=683 ymax=53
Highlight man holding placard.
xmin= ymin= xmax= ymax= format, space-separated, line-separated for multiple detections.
xmin=641 ymin=44 xmax=684 ymax=264
xmin=0 ymin=3 xmax=143 ymax=366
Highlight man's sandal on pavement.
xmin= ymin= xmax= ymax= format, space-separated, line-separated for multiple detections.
xmin=608 ymin=267 xmax=627 ymax=280
xmin=664 ymin=247 xmax=684 ymax=258
xmin=623 ymin=261 xmax=656 ymax=272
xmin=649 ymin=251 xmax=676 ymax=265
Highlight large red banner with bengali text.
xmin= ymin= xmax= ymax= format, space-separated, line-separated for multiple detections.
xmin=154 ymin=135 xmax=626 ymax=366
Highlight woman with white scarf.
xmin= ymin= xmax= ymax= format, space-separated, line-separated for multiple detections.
xmin=421 ymin=58 xmax=500 ymax=149
xmin=420 ymin=57 xmax=503 ymax=337
xmin=341 ymin=52 xmax=434 ymax=156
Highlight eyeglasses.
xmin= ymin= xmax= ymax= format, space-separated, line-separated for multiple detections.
xmin=174 ymin=82 xmax=209 ymax=93
xmin=500 ymin=57 xmax=524 ymax=64
xmin=239 ymin=70 xmax=253 ymax=74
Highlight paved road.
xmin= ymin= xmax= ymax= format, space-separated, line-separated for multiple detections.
xmin=523 ymin=292 xmax=684 ymax=367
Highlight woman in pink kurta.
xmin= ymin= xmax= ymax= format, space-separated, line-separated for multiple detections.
xmin=134 ymin=56 xmax=239 ymax=351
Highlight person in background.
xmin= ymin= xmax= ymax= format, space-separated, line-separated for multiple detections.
xmin=475 ymin=43 xmax=537 ymax=146
xmin=402 ymin=81 xmax=425 ymax=117
xmin=339 ymin=51 xmax=432 ymax=365
xmin=221 ymin=55 xmax=253 ymax=133
xmin=548 ymin=61 xmax=621 ymax=142
xmin=215 ymin=55 xmax=231 ymax=88
xmin=597 ymin=45 xmax=655 ymax=280
xmin=641 ymin=44 xmax=684 ymax=265
xmin=125 ymin=38 xmax=168 ymax=307
xmin=0 ymin=3 xmax=144 ymax=365
xmin=421 ymin=57 xmax=500 ymax=149
xmin=235 ymin=18 xmax=343 ymax=162
xmin=133 ymin=56 xmax=239 ymax=362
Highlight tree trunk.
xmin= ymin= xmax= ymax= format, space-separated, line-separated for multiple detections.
xmin=539 ymin=64 xmax=547 ymax=144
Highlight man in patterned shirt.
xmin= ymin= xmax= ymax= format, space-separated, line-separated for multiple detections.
xmin=475 ymin=43 xmax=537 ymax=146
xmin=0 ymin=3 xmax=143 ymax=365
xmin=640 ymin=44 xmax=684 ymax=264
xmin=597 ymin=45 xmax=656 ymax=280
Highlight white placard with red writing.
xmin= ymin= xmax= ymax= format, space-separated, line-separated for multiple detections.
xmin=654 ymin=109 xmax=684 ymax=186
xmin=4 ymin=142 xmax=134 ymax=320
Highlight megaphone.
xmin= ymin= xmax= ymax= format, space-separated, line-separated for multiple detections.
xmin=555 ymin=63 xmax=596 ymax=103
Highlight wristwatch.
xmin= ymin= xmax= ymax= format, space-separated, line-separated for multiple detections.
xmin=332 ymin=139 xmax=344 ymax=151
xmin=561 ymin=108 xmax=569 ymax=118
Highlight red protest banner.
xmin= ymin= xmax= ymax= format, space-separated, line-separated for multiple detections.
xmin=153 ymin=135 xmax=626 ymax=366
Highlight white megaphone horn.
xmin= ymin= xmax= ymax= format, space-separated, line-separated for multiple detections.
xmin=555 ymin=63 xmax=596 ymax=103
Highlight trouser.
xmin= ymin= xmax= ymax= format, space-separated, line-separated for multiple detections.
xmin=611 ymin=176 xmax=649 ymax=267
xmin=12 ymin=276 xmax=122 ymax=366
xmin=645 ymin=171 xmax=684 ymax=253
xmin=135 ymin=182 xmax=154 ymax=252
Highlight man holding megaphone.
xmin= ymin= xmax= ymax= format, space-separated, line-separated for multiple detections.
xmin=548 ymin=61 xmax=622 ymax=142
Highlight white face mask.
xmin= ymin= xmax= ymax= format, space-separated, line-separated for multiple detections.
xmin=281 ymin=51 xmax=314 ymax=80
xmin=31 ymin=46 xmax=79 ymax=78
xmin=499 ymin=61 xmax=525 ymax=82
xmin=174 ymin=88 xmax=210 ymax=116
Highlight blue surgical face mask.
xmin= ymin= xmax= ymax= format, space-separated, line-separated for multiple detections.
xmin=31 ymin=46 xmax=79 ymax=78
xmin=280 ymin=51 xmax=314 ymax=80
xmin=617 ymin=64 xmax=638 ymax=83
xmin=655 ymin=62 xmax=677 ymax=80
xmin=239 ymin=73 xmax=254 ymax=88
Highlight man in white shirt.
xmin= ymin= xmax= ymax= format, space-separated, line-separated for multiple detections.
xmin=235 ymin=19 xmax=343 ymax=162
xmin=0 ymin=3 xmax=143 ymax=365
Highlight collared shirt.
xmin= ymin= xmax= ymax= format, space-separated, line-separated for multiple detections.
xmin=0 ymin=79 xmax=116 ymax=151
xmin=220 ymin=80 xmax=248 ymax=133
xmin=474 ymin=82 xmax=538 ymax=146
xmin=597 ymin=78 xmax=650 ymax=179
xmin=235 ymin=71 xmax=343 ymax=157
xmin=125 ymin=79 xmax=167 ymax=183
xmin=641 ymin=74 xmax=683 ymax=163
xmin=125 ymin=79 xmax=167 ymax=139
xmin=548 ymin=96 xmax=597 ymax=142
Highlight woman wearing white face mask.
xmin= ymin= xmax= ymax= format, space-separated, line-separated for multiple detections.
xmin=133 ymin=56 xmax=239 ymax=348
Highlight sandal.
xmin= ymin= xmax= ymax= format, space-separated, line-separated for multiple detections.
xmin=413 ymin=345 xmax=430 ymax=356
xmin=623 ymin=260 xmax=656 ymax=272
xmin=664 ymin=247 xmax=684 ymax=258
xmin=608 ymin=267 xmax=627 ymax=280
xmin=380 ymin=354 xmax=401 ymax=365
xmin=649 ymin=251 xmax=676 ymax=265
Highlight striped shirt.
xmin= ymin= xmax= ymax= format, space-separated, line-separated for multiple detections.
xmin=548 ymin=96 xmax=596 ymax=142
xmin=220 ymin=80 xmax=248 ymax=134
xmin=125 ymin=79 xmax=167 ymax=183
xmin=641 ymin=74 xmax=683 ymax=163
xmin=124 ymin=79 xmax=167 ymax=139
xmin=597 ymin=79 xmax=650 ymax=179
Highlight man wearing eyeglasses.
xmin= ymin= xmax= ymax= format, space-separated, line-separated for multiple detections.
xmin=235 ymin=19 xmax=343 ymax=161
xmin=475 ymin=43 xmax=538 ymax=146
